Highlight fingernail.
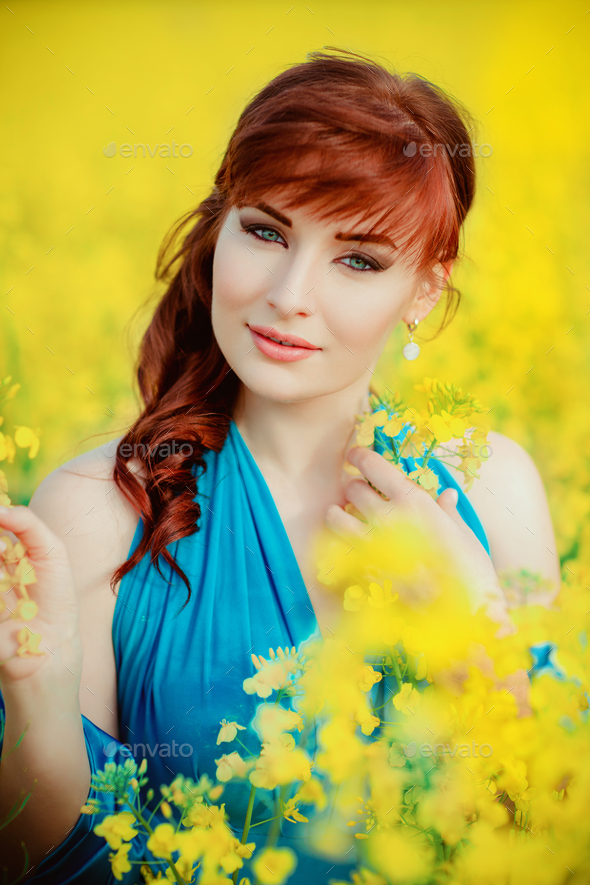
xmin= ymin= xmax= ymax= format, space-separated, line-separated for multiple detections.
xmin=449 ymin=489 xmax=459 ymax=506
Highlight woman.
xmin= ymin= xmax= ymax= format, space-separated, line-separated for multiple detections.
xmin=0 ymin=48 xmax=559 ymax=883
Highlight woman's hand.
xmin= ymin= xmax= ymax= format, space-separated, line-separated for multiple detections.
xmin=326 ymin=446 xmax=511 ymax=631
xmin=0 ymin=504 xmax=82 ymax=692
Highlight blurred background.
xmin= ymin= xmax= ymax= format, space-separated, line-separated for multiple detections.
xmin=1 ymin=0 xmax=589 ymax=565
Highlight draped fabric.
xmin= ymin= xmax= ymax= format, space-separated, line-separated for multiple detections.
xmin=0 ymin=417 xmax=559 ymax=882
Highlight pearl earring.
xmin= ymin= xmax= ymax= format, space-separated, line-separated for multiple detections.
xmin=402 ymin=318 xmax=420 ymax=361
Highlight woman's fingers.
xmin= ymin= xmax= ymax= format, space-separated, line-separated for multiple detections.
xmin=0 ymin=505 xmax=66 ymax=561
xmin=346 ymin=446 xmax=416 ymax=501
xmin=324 ymin=503 xmax=367 ymax=539
xmin=343 ymin=477 xmax=392 ymax=525
xmin=435 ymin=487 xmax=467 ymax=531
xmin=0 ymin=504 xmax=78 ymax=621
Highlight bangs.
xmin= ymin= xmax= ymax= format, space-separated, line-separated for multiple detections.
xmin=223 ymin=102 xmax=467 ymax=276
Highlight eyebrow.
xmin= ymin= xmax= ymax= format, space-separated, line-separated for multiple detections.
xmin=254 ymin=201 xmax=397 ymax=250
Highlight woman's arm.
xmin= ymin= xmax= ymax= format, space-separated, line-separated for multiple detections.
xmin=0 ymin=443 xmax=140 ymax=880
xmin=0 ymin=504 xmax=90 ymax=878
xmin=459 ymin=431 xmax=561 ymax=604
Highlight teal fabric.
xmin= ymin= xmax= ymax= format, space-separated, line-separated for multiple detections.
xmin=0 ymin=416 xmax=560 ymax=882
xmin=372 ymin=416 xmax=491 ymax=554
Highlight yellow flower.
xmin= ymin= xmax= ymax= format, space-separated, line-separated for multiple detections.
xmin=16 ymin=627 xmax=44 ymax=657
xmin=175 ymin=828 xmax=209 ymax=863
xmin=109 ymin=843 xmax=132 ymax=880
xmin=415 ymin=655 xmax=430 ymax=682
xmin=216 ymin=719 xmax=247 ymax=744
xmin=294 ymin=777 xmax=327 ymax=811
xmin=407 ymin=466 xmax=440 ymax=496
xmin=252 ymin=704 xmax=303 ymax=743
xmin=392 ymin=682 xmax=421 ymax=715
xmin=496 ymin=755 xmax=528 ymax=800
xmin=282 ymin=796 xmax=309 ymax=823
xmin=368 ymin=830 xmax=433 ymax=883
xmin=366 ymin=579 xmax=398 ymax=609
xmin=80 ymin=800 xmax=100 ymax=815
xmin=13 ymin=425 xmax=41 ymax=458
xmin=165 ymin=856 xmax=195 ymax=882
xmin=355 ymin=705 xmax=380 ymax=736
xmin=380 ymin=414 xmax=404 ymax=439
xmin=215 ymin=751 xmax=251 ymax=782
xmin=146 ymin=823 xmax=178 ymax=857
xmin=316 ymin=716 xmax=364 ymax=783
xmin=249 ymin=740 xmax=311 ymax=790
xmin=343 ymin=584 xmax=367 ymax=611
xmin=3 ymin=380 xmax=21 ymax=400
xmin=358 ymin=665 xmax=383 ymax=693
xmin=94 ymin=812 xmax=138 ymax=850
xmin=14 ymin=598 xmax=38 ymax=621
xmin=426 ymin=411 xmax=468 ymax=443
xmin=141 ymin=864 xmax=167 ymax=882
xmin=355 ymin=410 xmax=387 ymax=447
xmin=402 ymin=626 xmax=422 ymax=657
xmin=252 ymin=847 xmax=297 ymax=885
xmin=243 ymin=647 xmax=301 ymax=698
xmin=0 ymin=432 xmax=15 ymax=464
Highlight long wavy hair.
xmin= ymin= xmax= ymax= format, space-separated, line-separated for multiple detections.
xmin=109 ymin=47 xmax=478 ymax=604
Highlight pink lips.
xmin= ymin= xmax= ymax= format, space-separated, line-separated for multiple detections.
xmin=248 ymin=325 xmax=321 ymax=362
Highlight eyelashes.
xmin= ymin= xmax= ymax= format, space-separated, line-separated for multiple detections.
xmin=240 ymin=222 xmax=385 ymax=274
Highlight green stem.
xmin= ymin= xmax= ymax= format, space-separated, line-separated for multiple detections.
xmin=327 ymin=783 xmax=339 ymax=831
xmin=420 ymin=439 xmax=437 ymax=470
xmin=247 ymin=816 xmax=278 ymax=828
xmin=396 ymin=427 xmax=415 ymax=459
xmin=233 ymin=735 xmax=258 ymax=758
xmin=391 ymin=652 xmax=403 ymax=691
xmin=146 ymin=794 xmax=166 ymax=827
xmin=265 ymin=785 xmax=289 ymax=850
xmin=232 ymin=785 xmax=257 ymax=885
xmin=122 ymin=795 xmax=187 ymax=885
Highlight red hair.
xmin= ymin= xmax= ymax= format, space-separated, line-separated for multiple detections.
xmin=110 ymin=47 xmax=478 ymax=603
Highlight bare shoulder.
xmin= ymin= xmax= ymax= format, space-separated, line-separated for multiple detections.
xmin=437 ymin=430 xmax=561 ymax=591
xmin=28 ymin=437 xmax=142 ymax=596
xmin=28 ymin=437 xmax=143 ymax=737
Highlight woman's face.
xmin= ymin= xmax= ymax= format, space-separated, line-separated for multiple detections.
xmin=211 ymin=191 xmax=439 ymax=405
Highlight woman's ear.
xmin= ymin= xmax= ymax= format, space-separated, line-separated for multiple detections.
xmin=402 ymin=259 xmax=455 ymax=326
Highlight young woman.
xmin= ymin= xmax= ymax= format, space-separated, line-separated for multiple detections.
xmin=0 ymin=49 xmax=560 ymax=883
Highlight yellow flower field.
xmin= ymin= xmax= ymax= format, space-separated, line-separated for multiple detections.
xmin=1 ymin=0 xmax=588 ymax=573
xmin=2 ymin=7 xmax=590 ymax=883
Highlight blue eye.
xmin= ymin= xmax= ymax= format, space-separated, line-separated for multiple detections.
xmin=241 ymin=222 xmax=382 ymax=273
xmin=342 ymin=254 xmax=377 ymax=273
xmin=243 ymin=224 xmax=286 ymax=245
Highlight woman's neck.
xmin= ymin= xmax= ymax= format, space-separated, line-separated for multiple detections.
xmin=232 ymin=378 xmax=374 ymax=487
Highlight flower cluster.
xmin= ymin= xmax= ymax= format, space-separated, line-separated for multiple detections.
xmin=348 ymin=378 xmax=491 ymax=497
xmin=82 ymin=381 xmax=589 ymax=884
xmin=0 ymin=376 xmax=43 ymax=665
xmin=88 ymin=516 xmax=590 ymax=883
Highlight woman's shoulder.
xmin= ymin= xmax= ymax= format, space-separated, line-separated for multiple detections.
xmin=437 ymin=430 xmax=561 ymax=587
xmin=451 ymin=430 xmax=550 ymax=519
xmin=28 ymin=436 xmax=143 ymax=598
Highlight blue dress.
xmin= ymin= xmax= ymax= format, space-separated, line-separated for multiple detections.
xmin=0 ymin=417 xmax=559 ymax=883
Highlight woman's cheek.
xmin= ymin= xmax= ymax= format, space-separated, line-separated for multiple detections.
xmin=326 ymin=301 xmax=398 ymax=365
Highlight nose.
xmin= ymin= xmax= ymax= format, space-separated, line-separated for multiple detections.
xmin=265 ymin=249 xmax=319 ymax=318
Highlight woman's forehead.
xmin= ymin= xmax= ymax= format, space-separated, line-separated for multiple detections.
xmin=235 ymin=190 xmax=400 ymax=239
